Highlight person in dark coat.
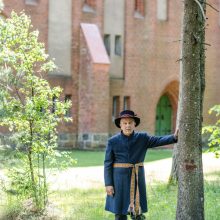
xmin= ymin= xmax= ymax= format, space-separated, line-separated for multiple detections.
xmin=104 ymin=110 xmax=178 ymax=220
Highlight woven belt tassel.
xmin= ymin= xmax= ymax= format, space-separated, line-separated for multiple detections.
xmin=129 ymin=166 xmax=135 ymax=212
xmin=134 ymin=165 xmax=140 ymax=215
xmin=113 ymin=162 xmax=144 ymax=216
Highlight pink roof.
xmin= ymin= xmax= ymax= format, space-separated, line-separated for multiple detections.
xmin=80 ymin=23 xmax=110 ymax=64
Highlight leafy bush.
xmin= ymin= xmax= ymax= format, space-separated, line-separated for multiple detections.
xmin=0 ymin=11 xmax=72 ymax=211
xmin=203 ymin=105 xmax=220 ymax=157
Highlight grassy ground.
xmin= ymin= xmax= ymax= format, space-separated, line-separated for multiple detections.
xmin=1 ymin=148 xmax=220 ymax=219
xmin=1 ymin=180 xmax=220 ymax=220
xmin=50 ymin=178 xmax=220 ymax=220
xmin=71 ymin=148 xmax=172 ymax=167
xmin=1 ymin=179 xmax=220 ymax=220
xmin=0 ymin=147 xmax=172 ymax=168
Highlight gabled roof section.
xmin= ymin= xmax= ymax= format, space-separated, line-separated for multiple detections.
xmin=80 ymin=23 xmax=110 ymax=64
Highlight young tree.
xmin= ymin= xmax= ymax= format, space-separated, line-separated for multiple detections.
xmin=176 ymin=0 xmax=206 ymax=219
xmin=0 ymin=12 xmax=71 ymax=211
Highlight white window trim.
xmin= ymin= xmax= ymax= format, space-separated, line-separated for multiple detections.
xmin=25 ymin=0 xmax=38 ymax=6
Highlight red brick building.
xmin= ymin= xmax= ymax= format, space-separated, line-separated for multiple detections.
xmin=1 ymin=0 xmax=220 ymax=149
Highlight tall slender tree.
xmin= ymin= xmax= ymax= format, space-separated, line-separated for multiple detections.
xmin=176 ymin=0 xmax=206 ymax=219
xmin=0 ymin=12 xmax=72 ymax=211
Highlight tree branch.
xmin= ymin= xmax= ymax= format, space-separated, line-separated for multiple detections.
xmin=173 ymin=39 xmax=182 ymax=43
xmin=176 ymin=58 xmax=183 ymax=63
xmin=194 ymin=0 xmax=206 ymax=20
xmin=0 ymin=81 xmax=13 ymax=92
xmin=202 ymin=42 xmax=211 ymax=46
xmin=201 ymin=1 xmax=219 ymax=12
xmin=13 ymin=84 xmax=25 ymax=106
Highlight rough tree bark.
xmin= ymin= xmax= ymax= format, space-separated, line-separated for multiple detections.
xmin=169 ymin=95 xmax=181 ymax=184
xmin=169 ymin=116 xmax=180 ymax=184
xmin=176 ymin=0 xmax=206 ymax=219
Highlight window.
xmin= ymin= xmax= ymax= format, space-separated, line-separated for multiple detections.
xmin=104 ymin=34 xmax=111 ymax=56
xmin=157 ymin=0 xmax=168 ymax=21
xmin=85 ymin=0 xmax=95 ymax=8
xmin=112 ymin=96 xmax=120 ymax=121
xmin=134 ymin=0 xmax=145 ymax=17
xmin=25 ymin=0 xmax=38 ymax=6
xmin=65 ymin=94 xmax=72 ymax=117
xmin=52 ymin=96 xmax=57 ymax=113
xmin=83 ymin=0 xmax=95 ymax=13
xmin=123 ymin=96 xmax=130 ymax=110
xmin=115 ymin=35 xmax=122 ymax=56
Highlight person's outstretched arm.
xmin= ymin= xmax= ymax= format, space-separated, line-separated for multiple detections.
xmin=147 ymin=129 xmax=179 ymax=148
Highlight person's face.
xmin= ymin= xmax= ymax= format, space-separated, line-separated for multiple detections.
xmin=120 ymin=118 xmax=136 ymax=136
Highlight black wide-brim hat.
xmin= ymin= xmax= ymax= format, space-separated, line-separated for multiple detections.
xmin=115 ymin=110 xmax=140 ymax=128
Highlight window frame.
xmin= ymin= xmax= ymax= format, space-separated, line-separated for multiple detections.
xmin=115 ymin=35 xmax=122 ymax=56
xmin=123 ymin=96 xmax=131 ymax=110
xmin=104 ymin=34 xmax=111 ymax=56
xmin=112 ymin=96 xmax=120 ymax=121
xmin=65 ymin=94 xmax=72 ymax=117
xmin=25 ymin=0 xmax=38 ymax=6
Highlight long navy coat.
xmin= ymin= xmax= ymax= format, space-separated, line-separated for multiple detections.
xmin=104 ymin=131 xmax=177 ymax=215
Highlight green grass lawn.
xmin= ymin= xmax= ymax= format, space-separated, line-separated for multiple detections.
xmin=65 ymin=148 xmax=173 ymax=167
xmin=1 ymin=179 xmax=220 ymax=220
xmin=0 ymin=147 xmax=172 ymax=168
xmin=1 ymin=147 xmax=220 ymax=219
xmin=49 ymin=179 xmax=220 ymax=220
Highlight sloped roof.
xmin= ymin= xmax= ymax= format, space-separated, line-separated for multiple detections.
xmin=80 ymin=23 xmax=110 ymax=65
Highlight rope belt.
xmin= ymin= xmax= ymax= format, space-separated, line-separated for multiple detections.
xmin=113 ymin=162 xmax=144 ymax=215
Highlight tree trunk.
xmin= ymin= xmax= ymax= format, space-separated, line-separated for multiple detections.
xmin=169 ymin=144 xmax=178 ymax=184
xmin=28 ymin=147 xmax=39 ymax=206
xmin=28 ymin=120 xmax=39 ymax=208
xmin=176 ymin=0 xmax=206 ymax=219
xmin=169 ymin=95 xmax=181 ymax=184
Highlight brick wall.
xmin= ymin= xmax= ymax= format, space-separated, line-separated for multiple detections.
xmin=3 ymin=0 xmax=49 ymax=48
xmin=109 ymin=1 xmax=181 ymax=135
xmin=2 ymin=0 xmax=220 ymax=149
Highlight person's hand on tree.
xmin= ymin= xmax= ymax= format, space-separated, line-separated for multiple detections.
xmin=174 ymin=128 xmax=179 ymax=141
xmin=106 ymin=186 xmax=114 ymax=196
